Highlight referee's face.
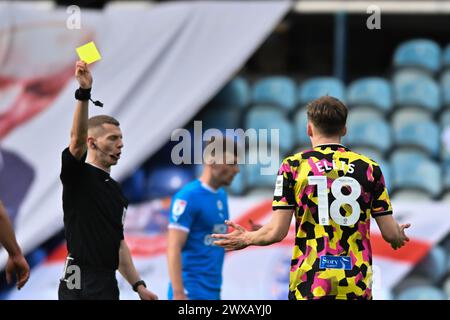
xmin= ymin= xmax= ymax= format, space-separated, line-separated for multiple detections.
xmin=96 ymin=124 xmax=124 ymax=167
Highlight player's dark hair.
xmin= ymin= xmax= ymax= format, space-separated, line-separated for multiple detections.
xmin=306 ymin=96 xmax=348 ymax=137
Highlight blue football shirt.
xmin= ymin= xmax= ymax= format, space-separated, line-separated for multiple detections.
xmin=168 ymin=179 xmax=229 ymax=299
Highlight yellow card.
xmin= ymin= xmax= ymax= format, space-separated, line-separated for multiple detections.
xmin=76 ymin=41 xmax=102 ymax=64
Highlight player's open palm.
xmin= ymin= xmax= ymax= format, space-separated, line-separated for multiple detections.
xmin=212 ymin=220 xmax=249 ymax=251
xmin=391 ymin=223 xmax=411 ymax=250
xmin=75 ymin=60 xmax=92 ymax=89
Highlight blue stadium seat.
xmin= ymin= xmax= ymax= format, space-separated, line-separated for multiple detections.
xmin=252 ymin=76 xmax=297 ymax=111
xmin=444 ymin=163 xmax=450 ymax=190
xmin=440 ymin=108 xmax=450 ymax=127
xmin=298 ymin=77 xmax=346 ymax=105
xmin=344 ymin=110 xmax=392 ymax=153
xmin=146 ymin=166 xmax=194 ymax=199
xmin=442 ymin=43 xmax=450 ymax=69
xmin=121 ymin=168 xmax=146 ymax=202
xmin=441 ymin=109 xmax=450 ymax=162
xmin=210 ymin=77 xmax=250 ymax=109
xmin=202 ymin=108 xmax=242 ymax=130
xmin=394 ymin=118 xmax=440 ymax=157
xmin=245 ymin=162 xmax=278 ymax=189
xmin=245 ymin=105 xmax=294 ymax=153
xmin=390 ymin=151 xmax=442 ymax=197
xmin=347 ymin=77 xmax=392 ymax=113
xmin=393 ymin=39 xmax=442 ymax=74
xmin=415 ymin=246 xmax=448 ymax=283
xmin=440 ymin=71 xmax=450 ymax=107
xmin=393 ymin=71 xmax=441 ymax=112
xmin=293 ymin=108 xmax=310 ymax=146
xmin=397 ymin=286 xmax=447 ymax=300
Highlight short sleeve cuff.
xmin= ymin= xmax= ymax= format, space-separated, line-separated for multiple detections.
xmin=168 ymin=223 xmax=190 ymax=233
xmin=372 ymin=210 xmax=393 ymax=218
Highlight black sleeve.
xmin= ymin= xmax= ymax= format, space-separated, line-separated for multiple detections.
xmin=60 ymin=147 xmax=87 ymax=185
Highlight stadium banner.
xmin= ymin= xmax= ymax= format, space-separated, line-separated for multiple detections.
xmin=6 ymin=197 xmax=450 ymax=300
xmin=0 ymin=1 xmax=291 ymax=268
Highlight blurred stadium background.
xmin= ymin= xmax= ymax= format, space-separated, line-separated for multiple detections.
xmin=1 ymin=0 xmax=450 ymax=300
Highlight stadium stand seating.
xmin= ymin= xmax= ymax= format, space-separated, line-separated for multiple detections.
xmin=390 ymin=150 xmax=442 ymax=198
xmin=393 ymin=117 xmax=440 ymax=157
xmin=210 ymin=77 xmax=250 ymax=109
xmin=344 ymin=109 xmax=392 ymax=153
xmin=252 ymin=76 xmax=297 ymax=111
xmin=244 ymin=105 xmax=294 ymax=153
xmin=443 ymin=43 xmax=450 ymax=69
xmin=298 ymin=77 xmax=346 ymax=105
xmin=393 ymin=70 xmax=441 ymax=113
xmin=393 ymin=39 xmax=441 ymax=74
xmin=347 ymin=77 xmax=393 ymax=114
xmin=441 ymin=70 xmax=450 ymax=107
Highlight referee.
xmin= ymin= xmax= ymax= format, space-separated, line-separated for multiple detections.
xmin=58 ymin=61 xmax=158 ymax=300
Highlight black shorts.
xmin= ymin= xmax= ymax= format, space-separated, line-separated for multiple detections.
xmin=58 ymin=267 xmax=119 ymax=300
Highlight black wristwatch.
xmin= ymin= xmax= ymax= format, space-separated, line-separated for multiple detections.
xmin=132 ymin=280 xmax=147 ymax=292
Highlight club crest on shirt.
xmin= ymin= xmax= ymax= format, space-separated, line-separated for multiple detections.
xmin=217 ymin=200 xmax=223 ymax=211
xmin=172 ymin=199 xmax=187 ymax=221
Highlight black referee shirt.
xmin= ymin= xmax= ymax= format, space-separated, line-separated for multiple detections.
xmin=60 ymin=147 xmax=128 ymax=271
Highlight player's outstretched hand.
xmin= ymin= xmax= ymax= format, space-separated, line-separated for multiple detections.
xmin=212 ymin=220 xmax=250 ymax=251
xmin=391 ymin=223 xmax=411 ymax=250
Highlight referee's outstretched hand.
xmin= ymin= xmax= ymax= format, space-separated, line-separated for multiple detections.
xmin=137 ymin=286 xmax=159 ymax=300
xmin=6 ymin=254 xmax=30 ymax=290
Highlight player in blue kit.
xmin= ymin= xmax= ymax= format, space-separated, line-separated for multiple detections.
xmin=167 ymin=138 xmax=239 ymax=300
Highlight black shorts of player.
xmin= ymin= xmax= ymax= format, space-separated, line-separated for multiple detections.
xmin=58 ymin=267 xmax=119 ymax=300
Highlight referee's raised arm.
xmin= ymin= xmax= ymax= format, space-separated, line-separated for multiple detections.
xmin=69 ymin=60 xmax=92 ymax=160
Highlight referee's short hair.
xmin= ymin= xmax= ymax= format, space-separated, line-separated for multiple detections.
xmin=306 ymin=96 xmax=347 ymax=137
xmin=88 ymin=115 xmax=120 ymax=136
